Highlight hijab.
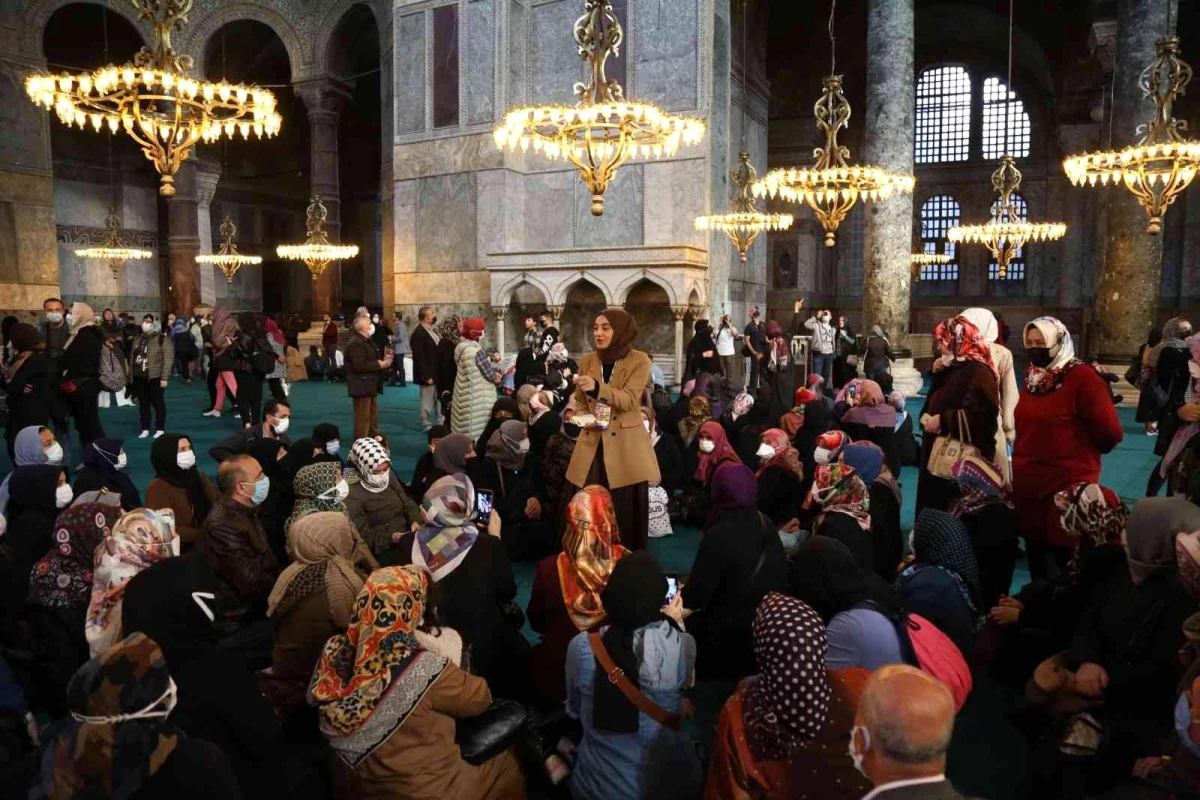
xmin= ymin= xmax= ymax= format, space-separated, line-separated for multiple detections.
xmin=841 ymin=379 xmax=897 ymax=428
xmin=1176 ymin=529 xmax=1200 ymax=600
xmin=5 ymin=323 xmax=41 ymax=382
xmin=85 ymin=509 xmax=179 ymax=656
xmin=476 ymin=397 xmax=521 ymax=454
xmin=807 ymin=463 xmax=871 ymax=531
xmin=933 ymin=315 xmax=998 ymax=378
xmin=679 ymin=396 xmax=712 ymax=447
xmin=210 ymin=307 xmax=239 ymax=351
xmin=120 ymin=555 xmax=223 ymax=668
xmin=909 ymin=509 xmax=982 ymax=611
xmin=246 ymin=437 xmax=289 ymax=484
xmin=743 ymin=593 xmax=832 ymax=761
xmin=814 ymin=429 xmax=848 ymax=464
xmin=268 ymin=512 xmax=371 ymax=627
xmin=349 ymin=438 xmax=391 ymax=493
xmin=695 ymin=420 xmax=741 ymax=484
xmin=756 ymin=428 xmax=803 ymax=481
xmin=265 ymin=317 xmax=286 ymax=345
xmin=706 ymin=462 xmax=759 ymax=529
xmin=432 ymin=433 xmax=474 ymax=474
xmin=1024 ymin=316 xmax=1082 ymax=394
xmin=890 ymin=390 xmax=909 ymax=429
xmin=1148 ymin=316 xmax=1193 ymax=369
xmin=287 ymin=462 xmax=347 ymax=532
xmin=310 ymin=566 xmax=447 ymax=767
xmin=788 ymin=536 xmax=898 ymax=624
xmin=149 ymin=434 xmax=212 ymax=523
xmin=29 ymin=502 xmax=122 ymax=610
xmin=436 ymin=314 xmax=462 ymax=346
xmin=312 ymin=423 xmax=341 ymax=454
xmin=958 ymin=307 xmax=999 ymax=344
xmin=1055 ymin=482 xmax=1128 ymax=585
xmin=64 ymin=302 xmax=96 ymax=349
xmin=558 ymin=485 xmax=627 ymax=631
xmin=596 ymin=307 xmax=636 ymax=364
xmin=730 ymin=392 xmax=755 ymax=421
xmin=841 ymin=441 xmax=884 ymax=485
xmin=486 ymin=419 xmax=528 ymax=472
xmin=781 ymin=388 xmax=817 ymax=437
xmin=282 ymin=437 xmax=318 ymax=476
xmin=0 ymin=425 xmax=48 ymax=519
xmin=1125 ymin=497 xmax=1200 ymax=586
xmin=414 ymin=474 xmax=479 ymax=581
xmin=947 ymin=455 xmax=1013 ymax=519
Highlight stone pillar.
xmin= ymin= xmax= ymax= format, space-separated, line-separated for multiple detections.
xmin=861 ymin=0 xmax=915 ymax=352
xmin=295 ymin=78 xmax=352 ymax=320
xmin=549 ymin=305 xmax=564 ymax=330
xmin=1093 ymin=0 xmax=1177 ymax=359
xmin=165 ymin=161 xmax=201 ymax=316
xmin=672 ymin=305 xmax=688 ymax=388
xmin=194 ymin=164 xmax=221 ymax=308
xmin=492 ymin=307 xmax=506 ymax=357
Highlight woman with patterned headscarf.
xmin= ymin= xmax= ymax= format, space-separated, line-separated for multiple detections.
xmin=895 ymin=509 xmax=981 ymax=656
xmin=755 ymin=428 xmax=804 ymax=525
xmin=947 ymin=455 xmax=1019 ymax=609
xmin=807 ymin=463 xmax=876 ymax=578
xmin=345 ymin=437 xmax=422 ymax=558
xmin=917 ymin=315 xmax=1001 ymax=513
xmin=285 ymin=461 xmax=349 ymax=533
xmin=433 ymin=313 xmax=463 ymax=419
xmin=842 ymin=440 xmax=903 ymax=582
xmin=679 ymin=395 xmax=712 ymax=448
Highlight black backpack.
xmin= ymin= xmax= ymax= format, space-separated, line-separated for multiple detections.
xmin=251 ymin=338 xmax=276 ymax=375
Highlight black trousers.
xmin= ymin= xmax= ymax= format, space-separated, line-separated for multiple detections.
xmin=67 ymin=380 xmax=104 ymax=448
xmin=133 ymin=377 xmax=167 ymax=432
xmin=267 ymin=378 xmax=287 ymax=403
xmin=237 ymin=372 xmax=263 ymax=425
xmin=206 ymin=360 xmax=218 ymax=409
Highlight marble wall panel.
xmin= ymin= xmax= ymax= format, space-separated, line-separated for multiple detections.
xmin=531 ymin=0 xmax=582 ymax=107
xmin=642 ymin=159 xmax=706 ymax=248
xmin=507 ymin=0 xmax=526 ymax=107
xmin=574 ymin=165 xmax=643 ymax=249
xmin=522 ymin=170 xmax=573 ymax=251
xmin=477 ymin=168 xmax=527 ymax=257
xmin=633 ymin=0 xmax=700 ymax=112
xmin=392 ymin=178 xmax=419 ymax=289
xmin=467 ymin=0 xmax=496 ymax=124
xmin=416 ymin=172 xmax=477 ymax=272
xmin=395 ymin=12 xmax=427 ymax=135
xmin=0 ymin=61 xmax=48 ymax=173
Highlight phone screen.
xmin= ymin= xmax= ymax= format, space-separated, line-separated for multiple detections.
xmin=475 ymin=489 xmax=494 ymax=521
xmin=665 ymin=576 xmax=678 ymax=604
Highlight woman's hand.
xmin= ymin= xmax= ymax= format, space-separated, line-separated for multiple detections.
xmin=662 ymin=592 xmax=685 ymax=626
xmin=525 ymin=497 xmax=542 ymax=520
xmin=1179 ymin=403 xmax=1200 ymax=423
xmin=988 ymin=605 xmax=1021 ymax=626
xmin=782 ymin=518 xmax=801 ymax=533
xmin=486 ymin=510 xmax=502 ymax=538
xmin=410 ymin=521 xmax=420 ymax=533
xmin=1075 ymin=662 xmax=1109 ymax=698
xmin=573 ymin=374 xmax=596 ymax=393
xmin=921 ymin=414 xmax=942 ymax=434
xmin=159 ymin=379 xmax=168 ymax=388
xmin=1132 ymin=756 xmax=1168 ymax=779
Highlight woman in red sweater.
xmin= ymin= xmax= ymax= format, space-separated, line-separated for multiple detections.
xmin=1013 ymin=316 xmax=1123 ymax=580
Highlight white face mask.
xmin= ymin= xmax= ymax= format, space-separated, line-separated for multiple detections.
xmin=325 ymin=441 xmax=340 ymax=456
xmin=516 ymin=438 xmax=531 ymax=454
xmin=848 ymin=725 xmax=870 ymax=778
xmin=698 ymin=439 xmax=716 ymax=454
xmin=363 ymin=470 xmax=390 ymax=490
xmin=643 ymin=420 xmax=652 ymax=433
xmin=814 ymin=446 xmax=832 ymax=465
xmin=44 ymin=442 xmax=64 ymax=465
xmin=72 ymin=677 xmax=178 ymax=724
xmin=55 ymin=483 xmax=73 ymax=508
xmin=115 ymin=451 xmax=128 ymax=470
xmin=319 ymin=480 xmax=350 ymax=503
xmin=368 ymin=324 xmax=376 ymax=337
xmin=177 ymin=450 xmax=196 ymax=470
xmin=271 ymin=416 xmax=290 ymax=435
xmin=820 ymin=314 xmax=831 ymax=324
xmin=142 ymin=321 xmax=153 ymax=333
xmin=756 ymin=443 xmax=776 ymax=461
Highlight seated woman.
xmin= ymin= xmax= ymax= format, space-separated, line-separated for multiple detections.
xmin=720 ymin=392 xmax=755 ymax=448
xmin=409 ymin=425 xmax=448 ymax=500
xmin=146 ymin=434 xmax=216 ymax=550
xmin=754 ymin=428 xmax=803 ymax=525
xmin=682 ymin=463 xmax=786 ymax=680
xmin=841 ymin=441 xmax=902 ymax=581
xmin=310 ymin=566 xmax=524 ymax=800
xmin=311 ymin=423 xmax=343 ymax=464
xmin=246 ymin=437 xmax=292 ymax=562
xmin=566 ymin=551 xmax=703 ymax=800
xmin=470 ymin=419 xmax=553 ymax=561
xmin=678 ymin=395 xmax=712 ymax=450
xmin=526 ymin=389 xmax=562 ymax=468
xmin=837 ymin=379 xmax=900 ymax=477
xmin=527 ymin=485 xmax=627 ymax=706
xmin=285 ymin=461 xmax=350 ymax=532
xmin=413 ymin=432 xmax=475 ymax=501
xmin=346 ymin=437 xmax=422 ymax=561
xmin=73 ymin=438 xmax=141 ymax=511
xmin=890 ymin=391 xmax=920 ymax=467
xmin=642 ymin=406 xmax=683 ymax=495
xmin=793 ymin=399 xmax=835 ymax=500
xmin=948 ymin=455 xmax=1019 ymax=609
xmin=779 ymin=387 xmax=818 ymax=439
xmin=543 ymin=409 xmax=580 ymax=527
xmin=706 ymin=593 xmax=871 ymax=800
xmin=0 ymin=425 xmax=60 ymax=525
xmin=894 ymin=509 xmax=982 ymax=657
xmin=806 ymin=463 xmax=875 ymax=574
xmin=474 ymin=396 xmax=521 ymax=455
xmin=3 ymin=464 xmax=71 ymax=609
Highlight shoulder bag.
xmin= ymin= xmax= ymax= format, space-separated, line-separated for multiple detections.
xmin=587 ymin=632 xmax=682 ymax=731
xmin=926 ymin=409 xmax=980 ymax=479
xmin=456 ymin=698 xmax=529 ymax=765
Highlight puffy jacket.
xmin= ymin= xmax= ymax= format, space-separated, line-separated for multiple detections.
xmin=451 ymin=340 xmax=495 ymax=442
xmin=131 ymin=333 xmax=174 ymax=381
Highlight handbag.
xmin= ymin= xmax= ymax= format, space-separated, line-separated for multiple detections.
xmin=647 ymin=486 xmax=673 ymax=538
xmin=926 ymin=410 xmax=981 ymax=479
xmin=456 ymin=698 xmax=529 ymax=765
xmin=587 ymin=632 xmax=682 ymax=731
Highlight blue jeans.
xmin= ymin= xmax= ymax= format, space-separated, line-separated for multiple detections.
xmin=812 ymin=353 xmax=833 ymax=383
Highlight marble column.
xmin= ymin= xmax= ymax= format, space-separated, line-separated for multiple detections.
xmin=165 ymin=161 xmax=201 ymax=315
xmin=492 ymin=307 xmax=506 ymax=357
xmin=295 ymin=78 xmax=352 ymax=319
xmin=861 ymin=0 xmax=915 ymax=353
xmin=1093 ymin=0 xmax=1177 ymax=359
xmin=672 ymin=305 xmax=688 ymax=388
xmin=549 ymin=305 xmax=564 ymax=331
xmin=194 ymin=164 xmax=221 ymax=307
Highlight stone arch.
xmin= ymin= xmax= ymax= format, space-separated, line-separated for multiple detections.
xmin=560 ymin=278 xmax=610 ymax=355
xmin=24 ymin=0 xmax=145 ymax=61
xmin=615 ymin=269 xmax=680 ymax=307
xmin=623 ymin=278 xmax=674 ymax=357
xmin=181 ymin=4 xmax=310 ymax=83
xmin=313 ymin=0 xmax=385 ymax=78
xmin=552 ymin=274 xmax=615 ymax=307
xmin=504 ymin=279 xmax=549 ymax=353
xmin=495 ymin=272 xmax=552 ymax=308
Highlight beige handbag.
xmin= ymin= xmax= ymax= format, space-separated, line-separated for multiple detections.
xmin=926 ymin=409 xmax=980 ymax=479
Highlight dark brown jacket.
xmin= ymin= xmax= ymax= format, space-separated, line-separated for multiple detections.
xmin=196 ymin=497 xmax=280 ymax=631
xmin=345 ymin=333 xmax=382 ymax=398
xmin=346 ymin=475 xmax=422 ymax=556
xmin=146 ymin=474 xmax=218 ymax=545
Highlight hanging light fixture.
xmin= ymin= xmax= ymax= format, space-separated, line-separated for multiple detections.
xmin=751 ymin=0 xmax=914 ymax=247
xmin=948 ymin=0 xmax=1065 ymax=278
xmin=493 ymin=0 xmax=705 ymax=216
xmin=1063 ymin=5 xmax=1199 ymax=235
xmin=277 ymin=196 xmax=359 ymax=279
xmin=909 ymin=252 xmax=951 ymax=282
xmin=76 ymin=206 xmax=154 ymax=279
xmin=695 ymin=0 xmax=792 ymax=262
xmin=25 ymin=0 xmax=282 ymax=198
xmin=197 ymin=216 xmax=261 ymax=283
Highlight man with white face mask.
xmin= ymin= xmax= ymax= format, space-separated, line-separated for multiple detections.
xmin=208 ymin=398 xmax=293 ymax=463
xmin=851 ymin=665 xmax=965 ymax=799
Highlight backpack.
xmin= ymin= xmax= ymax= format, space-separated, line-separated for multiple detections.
xmin=893 ymin=612 xmax=973 ymax=712
xmin=174 ymin=331 xmax=196 ymax=360
xmin=252 ymin=339 xmax=276 ymax=375
xmin=99 ymin=347 xmax=127 ymax=391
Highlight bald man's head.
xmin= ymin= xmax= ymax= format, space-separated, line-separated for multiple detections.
xmin=217 ymin=455 xmax=262 ymax=499
xmin=858 ymin=665 xmax=955 ymax=768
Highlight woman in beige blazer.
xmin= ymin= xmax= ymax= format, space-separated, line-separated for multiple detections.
xmin=566 ymin=308 xmax=660 ymax=550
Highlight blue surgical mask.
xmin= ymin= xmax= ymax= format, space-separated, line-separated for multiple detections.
xmin=325 ymin=441 xmax=340 ymax=456
xmin=248 ymin=475 xmax=270 ymax=506
xmin=1174 ymin=693 xmax=1200 ymax=760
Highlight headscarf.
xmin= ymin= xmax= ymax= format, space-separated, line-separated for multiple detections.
xmin=695 ymin=420 xmax=741 ymax=484
xmin=41 ymin=633 xmax=180 ymax=800
xmin=149 ymin=434 xmax=212 ymax=523
xmin=4 ymin=323 xmax=40 ymax=382
xmin=268 ymin=512 xmax=369 ymax=627
xmin=765 ymin=321 xmax=790 ymax=368
xmin=265 ymin=317 xmax=286 ymax=345
xmin=743 ymin=593 xmax=832 ymax=761
xmin=432 ymin=433 xmax=474 ymax=474
xmin=461 ymin=317 xmax=485 ymax=341
xmin=309 ymin=566 xmax=448 ymax=767
xmin=247 ymin=438 xmax=288 ymax=485
xmin=210 ymin=307 xmax=239 ymax=351
xmin=312 ymin=423 xmax=341 ymax=454
xmin=0 ymin=425 xmax=48 ymax=519
xmin=486 ymin=419 xmax=528 ymax=472
xmin=547 ymin=342 xmax=568 ymax=364
xmin=282 ymin=437 xmax=318 ymax=476
xmin=1125 ymin=497 xmax=1200 ymax=586
xmin=1055 ymin=482 xmax=1128 ymax=586
xmin=933 ymin=315 xmax=998 ymax=378
xmin=1147 ymin=316 xmax=1193 ymax=369
xmin=947 ymin=455 xmax=1013 ymax=519
xmin=756 ymin=428 xmax=802 ymax=481
xmin=558 ymin=485 xmax=627 ymax=631
xmin=515 ymin=384 xmax=538 ymax=417
xmin=890 ymin=391 xmax=909 ymax=430
xmin=120 ymin=555 xmax=222 ymax=668
xmin=781 ymin=388 xmax=817 ymax=437
xmin=788 ymin=536 xmax=897 ymax=624
xmin=595 ymin=551 xmax=669 ymax=732
xmin=287 ymin=462 xmax=347 ymax=531
xmin=349 ymin=438 xmax=391 ymax=493
xmin=1162 ymin=333 xmax=1200 ymax=478
xmin=414 ymin=474 xmax=479 ymax=581
xmin=730 ymin=392 xmax=755 ymax=420
xmin=85 ymin=509 xmax=178 ymax=656
xmin=1175 ymin=529 xmax=1200 ymax=600
xmin=63 ymin=302 xmax=97 ymax=350
xmin=82 ymin=438 xmax=126 ymax=483
xmin=1023 ymin=316 xmax=1083 ymax=394
xmin=910 ymin=509 xmax=982 ymax=611
xmin=841 ymin=441 xmax=884 ymax=485
xmin=958 ymin=307 xmax=999 ymax=344
xmin=679 ymin=395 xmax=712 ymax=447
xmin=706 ymin=463 xmax=759 ymax=529
xmin=476 ymin=397 xmax=522 ymax=454
xmin=807 ymin=463 xmax=871 ymax=531
xmin=435 ymin=314 xmax=462 ymax=346
xmin=596 ymin=307 xmax=637 ymax=364
xmin=840 ymin=379 xmax=897 ymax=429
xmin=814 ymin=430 xmax=848 ymax=464
xmin=29 ymin=503 xmax=122 ymax=610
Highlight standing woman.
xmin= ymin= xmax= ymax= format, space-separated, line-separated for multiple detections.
xmin=566 ymin=309 xmax=660 ymax=551
xmin=263 ymin=317 xmax=288 ymax=403
xmin=62 ymin=302 xmax=107 ymax=448
xmin=1149 ymin=317 xmax=1194 ymax=496
xmin=451 ymin=317 xmax=502 ymax=442
xmin=204 ymin=307 xmax=240 ymax=418
xmin=4 ymin=323 xmax=51 ymax=459
xmin=130 ymin=314 xmax=173 ymax=439
xmin=1012 ymin=316 xmax=1123 ymax=580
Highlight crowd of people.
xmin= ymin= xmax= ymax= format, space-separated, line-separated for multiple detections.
xmin=2 ymin=295 xmax=1200 ymax=800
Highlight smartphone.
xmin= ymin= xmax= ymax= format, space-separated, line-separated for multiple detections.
xmin=474 ymin=489 xmax=494 ymax=521
xmin=665 ymin=576 xmax=679 ymax=604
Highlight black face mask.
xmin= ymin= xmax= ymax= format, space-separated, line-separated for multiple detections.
xmin=1026 ymin=346 xmax=1053 ymax=369
xmin=432 ymin=316 xmax=438 ymax=325
xmin=563 ymin=423 xmax=582 ymax=438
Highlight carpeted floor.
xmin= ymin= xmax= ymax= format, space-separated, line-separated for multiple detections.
xmin=2 ymin=378 xmax=1161 ymax=798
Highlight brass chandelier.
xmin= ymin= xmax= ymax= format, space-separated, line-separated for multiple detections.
xmin=947 ymin=0 xmax=1065 ymax=277
xmin=25 ymin=0 xmax=281 ymax=198
xmin=493 ymin=0 xmax=705 ymax=216
xmin=910 ymin=252 xmax=951 ymax=282
xmin=277 ymin=196 xmax=358 ymax=280
xmin=76 ymin=207 xmax=154 ymax=279
xmin=751 ymin=0 xmax=914 ymax=247
xmin=695 ymin=0 xmax=792 ymax=262
xmin=196 ymin=215 xmax=261 ymax=283
xmin=1063 ymin=35 xmax=1199 ymax=234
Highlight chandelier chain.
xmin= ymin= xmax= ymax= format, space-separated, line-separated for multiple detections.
xmin=828 ymin=0 xmax=836 ymax=76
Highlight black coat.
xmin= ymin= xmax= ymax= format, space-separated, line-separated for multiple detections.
xmin=131 ymin=738 xmax=244 ymax=800
xmin=5 ymin=351 xmax=52 ymax=436
xmin=410 ymin=324 xmax=439 ymax=385
xmin=868 ymin=484 xmax=903 ymax=582
xmin=514 ymin=347 xmax=545 ymax=389
xmin=72 ymin=466 xmax=141 ymax=512
xmin=895 ymin=414 xmax=920 ymax=467
xmin=653 ymin=434 xmax=685 ymax=494
xmin=757 ymin=465 xmax=802 ymax=526
xmin=960 ymin=503 xmax=1020 ymax=610
xmin=63 ymin=326 xmax=104 ymax=381
xmin=527 ymin=410 xmax=561 ymax=469
xmin=435 ymin=339 xmax=458 ymax=397
xmin=344 ymin=333 xmax=382 ymax=398
xmin=207 ymin=424 xmax=291 ymax=464
xmin=469 ymin=456 xmax=554 ymax=562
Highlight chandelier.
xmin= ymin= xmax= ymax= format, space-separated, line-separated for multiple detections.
xmin=493 ymin=0 xmax=705 ymax=216
xmin=750 ymin=0 xmax=914 ymax=247
xmin=910 ymin=252 xmax=951 ymax=282
xmin=277 ymin=196 xmax=358 ymax=279
xmin=1063 ymin=36 xmax=1200 ymax=234
xmin=196 ymin=215 xmax=261 ymax=283
xmin=75 ymin=207 xmax=154 ymax=279
xmin=24 ymin=0 xmax=281 ymax=198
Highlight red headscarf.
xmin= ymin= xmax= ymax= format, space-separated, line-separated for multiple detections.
xmin=756 ymin=428 xmax=803 ymax=481
xmin=933 ymin=316 xmax=997 ymax=378
xmin=557 ymin=485 xmax=627 ymax=631
xmin=695 ymin=420 xmax=740 ymax=484
xmin=780 ymin=388 xmax=818 ymax=437
xmin=462 ymin=317 xmax=485 ymax=341
xmin=265 ymin=317 xmax=285 ymax=345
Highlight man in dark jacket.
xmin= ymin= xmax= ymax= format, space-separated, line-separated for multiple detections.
xmin=207 ymin=398 xmax=292 ymax=463
xmin=411 ymin=305 xmax=442 ymax=431
xmin=346 ymin=315 xmax=392 ymax=439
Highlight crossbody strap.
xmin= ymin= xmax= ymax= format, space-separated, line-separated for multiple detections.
xmin=588 ymin=632 xmax=681 ymax=731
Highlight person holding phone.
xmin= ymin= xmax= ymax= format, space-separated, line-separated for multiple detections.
xmin=565 ymin=309 xmax=660 ymax=551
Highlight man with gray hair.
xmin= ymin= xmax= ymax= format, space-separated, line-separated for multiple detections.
xmin=851 ymin=665 xmax=971 ymax=799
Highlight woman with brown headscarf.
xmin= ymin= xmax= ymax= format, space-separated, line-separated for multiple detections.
xmin=564 ymin=308 xmax=660 ymax=550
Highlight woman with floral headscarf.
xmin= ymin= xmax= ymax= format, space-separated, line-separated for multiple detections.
xmin=842 ymin=441 xmax=903 ymax=581
xmin=706 ymin=593 xmax=871 ymax=800
xmin=285 ymin=461 xmax=349 ymax=533
xmin=895 ymin=509 xmax=982 ymax=656
xmin=839 ymin=378 xmax=901 ymax=476
xmin=434 ymin=313 xmax=462 ymax=420
xmin=917 ymin=315 xmax=1001 ymax=513
xmin=780 ymin=387 xmax=817 ymax=438
xmin=310 ymin=566 xmax=525 ymax=799
xmin=679 ymin=394 xmax=712 ymax=448
xmin=807 ymin=463 xmax=875 ymax=573
xmin=947 ymin=455 xmax=1018 ymax=609
xmin=761 ymin=320 xmax=795 ymax=422
xmin=1013 ymin=316 xmax=1122 ymax=580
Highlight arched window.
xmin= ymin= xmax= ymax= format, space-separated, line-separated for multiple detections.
xmin=915 ymin=66 xmax=971 ymax=164
xmin=981 ymin=77 xmax=1031 ymax=159
xmin=774 ymin=249 xmax=795 ymax=289
xmin=919 ymin=195 xmax=960 ymax=281
xmin=988 ymin=193 xmax=1028 ymax=280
